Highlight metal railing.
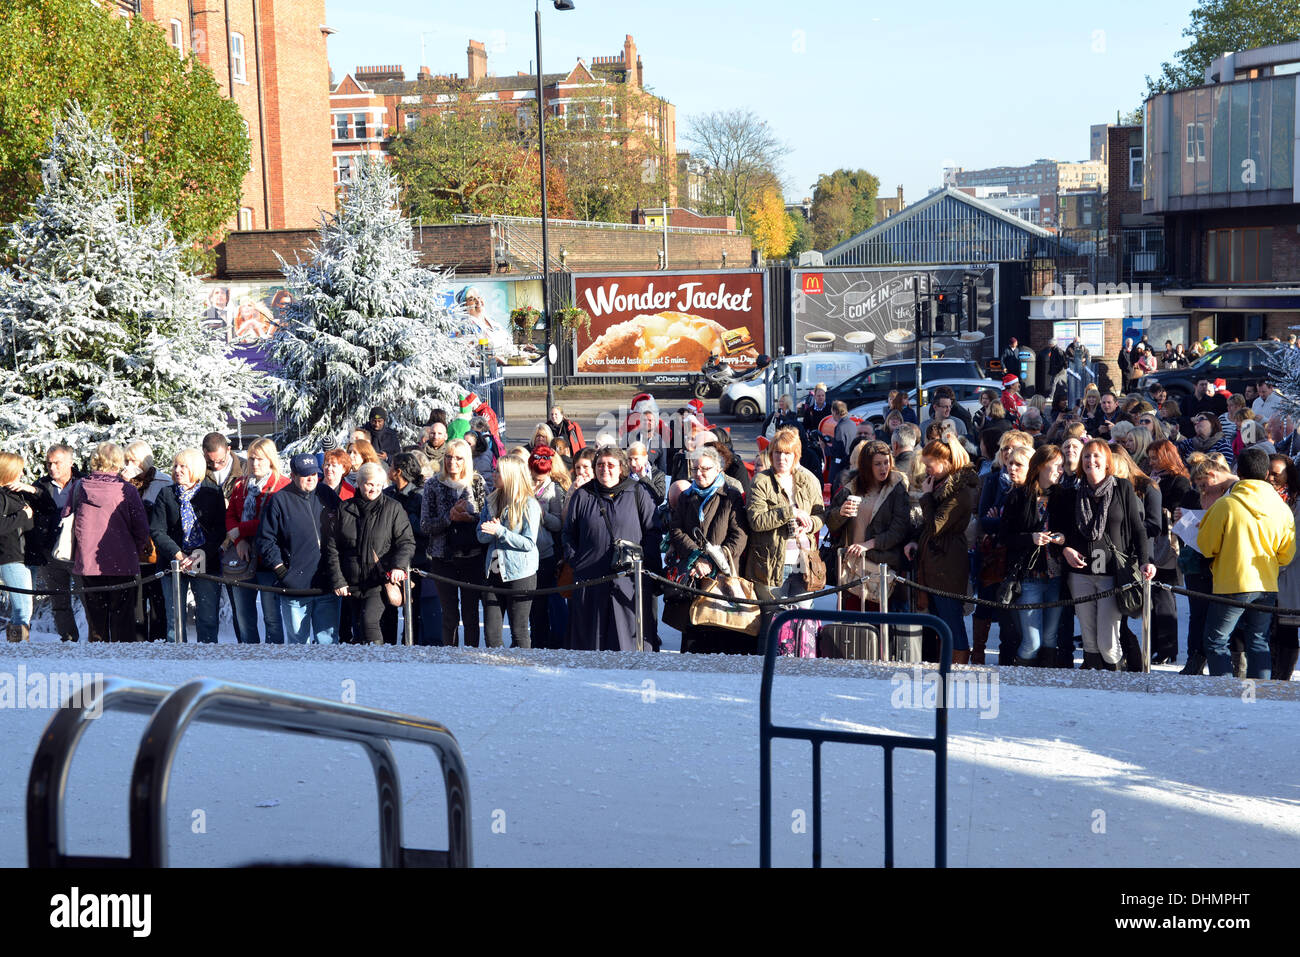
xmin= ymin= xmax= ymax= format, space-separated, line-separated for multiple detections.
xmin=450 ymin=212 xmax=740 ymax=236
xmin=28 ymin=677 xmax=472 ymax=867
xmin=760 ymin=609 xmax=951 ymax=868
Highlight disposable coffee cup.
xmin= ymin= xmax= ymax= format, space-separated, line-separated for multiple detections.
xmin=803 ymin=331 xmax=835 ymax=352
xmin=846 ymin=495 xmax=862 ymax=515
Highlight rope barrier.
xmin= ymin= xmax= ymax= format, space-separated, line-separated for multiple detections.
xmin=644 ymin=570 xmax=875 ymax=608
xmin=412 ymin=566 xmax=625 ymax=598
xmin=0 ymin=570 xmax=168 ymax=595
xmin=889 ymin=572 xmax=1142 ymax=611
xmin=1153 ymin=580 xmax=1299 ymax=615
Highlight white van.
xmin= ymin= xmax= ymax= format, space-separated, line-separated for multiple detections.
xmin=719 ymin=351 xmax=872 ymax=420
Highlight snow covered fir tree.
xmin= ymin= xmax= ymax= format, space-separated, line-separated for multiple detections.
xmin=268 ymin=156 xmax=475 ymax=453
xmin=0 ymin=106 xmax=256 ymax=463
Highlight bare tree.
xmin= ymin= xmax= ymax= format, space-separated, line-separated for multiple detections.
xmin=684 ymin=109 xmax=789 ymax=227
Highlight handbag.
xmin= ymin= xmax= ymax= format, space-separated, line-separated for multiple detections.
xmin=556 ymin=561 xmax=575 ymax=598
xmin=372 ymin=549 xmax=404 ymax=606
xmin=978 ymin=534 xmax=1009 ymax=588
xmin=1151 ymin=508 xmax=1180 ymax=569
xmin=1103 ymin=531 xmax=1144 ymax=618
xmin=51 ymin=480 xmax=82 ymax=565
xmin=221 ymin=544 xmax=255 ymax=581
xmin=689 ymin=575 xmax=761 ymax=636
xmin=996 ymin=545 xmax=1040 ymax=606
xmin=800 ymin=543 xmax=827 ymax=592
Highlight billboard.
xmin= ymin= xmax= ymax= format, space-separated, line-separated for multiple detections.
xmin=571 ymin=270 xmax=767 ymax=377
xmin=790 ymin=265 xmax=998 ymax=365
xmin=438 ymin=277 xmax=545 ymax=378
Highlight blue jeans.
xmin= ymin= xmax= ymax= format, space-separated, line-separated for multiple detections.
xmin=1016 ymin=578 xmax=1061 ymax=659
xmin=419 ymin=593 xmax=442 ymax=646
xmin=279 ymin=594 xmax=340 ymax=645
xmin=162 ymin=574 xmax=221 ymax=643
xmin=1203 ymin=592 xmax=1275 ymax=679
xmin=232 ymin=571 xmax=285 ymax=643
xmin=1 ymin=562 xmax=32 ymax=628
xmin=929 ymin=593 xmax=969 ymax=653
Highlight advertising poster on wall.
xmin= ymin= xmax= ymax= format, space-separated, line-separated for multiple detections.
xmin=570 ymin=270 xmax=767 ymax=377
xmin=438 ymin=277 xmax=545 ymax=378
xmin=790 ymin=266 xmax=998 ymax=366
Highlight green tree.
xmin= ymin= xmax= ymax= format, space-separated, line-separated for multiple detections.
xmin=787 ymin=213 xmax=814 ymax=258
xmin=0 ymin=0 xmax=249 ymax=268
xmin=389 ymin=91 xmax=569 ymax=222
xmin=810 ymin=168 xmax=879 ymax=249
xmin=1146 ymin=0 xmax=1300 ymax=94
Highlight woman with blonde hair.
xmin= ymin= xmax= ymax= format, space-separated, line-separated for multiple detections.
xmin=70 ymin=442 xmax=151 ymax=642
xmin=0 ymin=451 xmax=35 ymax=642
xmin=477 ymin=456 xmax=541 ymax=648
xmin=904 ymin=433 xmax=979 ymax=662
xmin=422 ymin=437 xmax=488 ymax=647
xmin=532 ymin=423 xmax=555 ymax=451
xmin=223 ymin=437 xmax=290 ymax=643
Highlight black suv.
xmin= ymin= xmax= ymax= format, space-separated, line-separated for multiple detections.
xmin=1137 ymin=342 xmax=1285 ymax=401
xmin=827 ymin=358 xmax=984 ymax=408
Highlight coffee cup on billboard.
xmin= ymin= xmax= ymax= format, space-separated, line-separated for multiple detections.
xmin=803 ymin=331 xmax=835 ymax=352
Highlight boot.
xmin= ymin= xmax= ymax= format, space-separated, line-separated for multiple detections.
xmin=1274 ymin=649 xmax=1299 ymax=682
xmin=970 ymin=618 xmax=990 ymax=666
xmin=1056 ymin=640 xmax=1076 ymax=669
xmin=1013 ymin=655 xmax=1038 ymax=668
xmin=16 ymin=624 xmax=28 ymax=642
xmin=1233 ymin=651 xmax=1248 ymax=679
xmin=1119 ymin=632 xmax=1145 ymax=672
xmin=1180 ymin=652 xmax=1207 ymax=676
xmin=1037 ymin=646 xmax=1058 ymax=668
xmin=1099 ymin=657 xmax=1119 ymax=672
xmin=951 ymin=650 xmax=971 ymax=665
xmin=5 ymin=624 xmax=19 ymax=643
xmin=1081 ymin=651 xmax=1103 ymax=670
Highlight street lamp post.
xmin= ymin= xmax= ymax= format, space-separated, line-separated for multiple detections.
xmin=537 ymin=0 xmax=574 ymax=415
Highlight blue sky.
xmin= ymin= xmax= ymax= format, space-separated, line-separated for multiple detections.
xmin=324 ymin=0 xmax=1194 ymax=205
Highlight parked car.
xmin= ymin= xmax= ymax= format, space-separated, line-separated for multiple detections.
xmin=825 ymin=358 xmax=984 ymax=411
xmin=1137 ymin=342 xmax=1284 ymax=401
xmin=849 ymin=378 xmax=1004 ymax=424
xmin=720 ymin=351 xmax=872 ymax=420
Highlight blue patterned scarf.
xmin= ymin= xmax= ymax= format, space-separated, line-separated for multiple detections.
xmin=688 ymin=472 xmax=726 ymax=524
xmin=180 ymin=484 xmax=206 ymax=551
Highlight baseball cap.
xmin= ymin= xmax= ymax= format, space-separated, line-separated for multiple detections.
xmin=290 ymin=453 xmax=320 ymax=477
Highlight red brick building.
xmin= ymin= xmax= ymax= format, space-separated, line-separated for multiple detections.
xmin=111 ymin=0 xmax=336 ymax=232
xmin=330 ymin=34 xmax=677 ymax=205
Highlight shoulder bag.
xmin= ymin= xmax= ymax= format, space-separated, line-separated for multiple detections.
xmin=50 ymin=481 xmax=81 ymax=565
xmin=1103 ymin=509 xmax=1145 ymax=619
xmin=689 ymin=575 xmax=761 ymax=636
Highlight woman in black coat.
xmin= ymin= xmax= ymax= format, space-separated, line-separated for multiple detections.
xmin=665 ymin=445 xmax=749 ymax=654
xmin=1051 ymin=440 xmax=1155 ymax=670
xmin=563 ymin=446 xmax=661 ymax=652
xmin=149 ymin=448 xmax=227 ymax=643
xmin=825 ymin=440 xmax=911 ymax=610
xmin=324 ymin=462 xmax=415 ymax=645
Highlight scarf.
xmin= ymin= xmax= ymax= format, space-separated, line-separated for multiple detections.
xmin=1075 ymin=474 xmax=1116 ymax=543
xmin=241 ymin=474 xmax=266 ymax=522
xmin=688 ymin=472 xmax=726 ymax=524
xmin=179 ymin=483 xmax=206 ymax=551
xmin=440 ymin=472 xmax=472 ymax=493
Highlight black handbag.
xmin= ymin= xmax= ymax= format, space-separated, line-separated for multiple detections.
xmin=996 ymin=545 xmax=1039 ymax=606
xmin=1104 ymin=531 xmax=1144 ymax=618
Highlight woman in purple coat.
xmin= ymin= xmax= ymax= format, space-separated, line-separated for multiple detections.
xmin=69 ymin=442 xmax=151 ymax=642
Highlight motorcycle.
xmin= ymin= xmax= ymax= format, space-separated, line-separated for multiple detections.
xmin=693 ymin=356 xmax=735 ymax=400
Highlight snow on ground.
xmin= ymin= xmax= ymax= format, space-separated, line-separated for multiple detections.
xmin=2 ymin=641 xmax=1297 ymax=868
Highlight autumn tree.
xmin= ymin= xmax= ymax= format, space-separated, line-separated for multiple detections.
xmin=810 ymin=168 xmax=880 ymax=249
xmin=0 ymin=0 xmax=248 ymax=268
xmin=746 ymin=188 xmax=796 ymax=259
xmin=389 ymin=92 xmax=569 ymax=222
xmin=1147 ymin=0 xmax=1300 ymax=94
xmin=787 ymin=214 xmax=814 ymax=258
xmin=684 ymin=109 xmax=789 ymax=228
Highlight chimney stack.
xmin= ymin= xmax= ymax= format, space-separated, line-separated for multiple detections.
xmin=467 ymin=39 xmax=487 ymax=85
xmin=623 ymin=35 xmax=638 ymax=89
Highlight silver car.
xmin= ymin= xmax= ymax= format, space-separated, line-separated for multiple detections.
xmin=848 ymin=378 xmax=1005 ymax=423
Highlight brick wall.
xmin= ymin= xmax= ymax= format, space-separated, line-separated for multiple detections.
xmin=1027 ymin=315 xmax=1126 ymax=395
xmin=506 ymin=222 xmax=751 ymax=272
xmin=218 ymin=224 xmax=496 ymax=279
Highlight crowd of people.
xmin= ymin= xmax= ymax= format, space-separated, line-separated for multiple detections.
xmin=1 ymin=364 xmax=1298 ymax=678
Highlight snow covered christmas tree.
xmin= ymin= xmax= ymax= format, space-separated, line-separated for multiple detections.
xmin=268 ymin=156 xmax=474 ymax=453
xmin=0 ymin=106 xmax=257 ymax=464
xmin=1265 ymin=339 xmax=1300 ymax=419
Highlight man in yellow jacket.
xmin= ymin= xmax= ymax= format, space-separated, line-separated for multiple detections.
xmin=1197 ymin=448 xmax=1297 ymax=678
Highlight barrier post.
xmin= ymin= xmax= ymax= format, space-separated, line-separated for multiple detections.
xmin=1140 ymin=577 xmax=1152 ymax=673
xmin=632 ymin=554 xmax=644 ymax=652
xmin=403 ymin=571 xmax=414 ymax=647
xmin=169 ymin=560 xmax=183 ymax=644
xmin=878 ymin=563 xmax=890 ymax=661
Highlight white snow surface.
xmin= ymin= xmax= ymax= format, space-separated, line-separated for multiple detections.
xmin=2 ymin=643 xmax=1297 ymax=868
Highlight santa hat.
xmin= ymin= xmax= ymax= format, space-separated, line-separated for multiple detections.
xmin=630 ymin=392 xmax=654 ymax=410
xmin=1214 ymin=378 xmax=1227 ymax=394
xmin=688 ymin=398 xmax=705 ymax=415
xmin=1002 ymin=374 xmax=1019 ymax=387
xmin=458 ymin=392 xmax=478 ymax=414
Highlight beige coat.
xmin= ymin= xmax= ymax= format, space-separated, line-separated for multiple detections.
xmin=745 ymin=467 xmax=826 ymax=587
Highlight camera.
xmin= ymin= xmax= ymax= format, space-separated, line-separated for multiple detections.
xmin=611 ymin=539 xmax=644 ymax=574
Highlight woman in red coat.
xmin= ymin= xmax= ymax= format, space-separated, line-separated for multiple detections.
xmin=223 ymin=437 xmax=290 ymax=643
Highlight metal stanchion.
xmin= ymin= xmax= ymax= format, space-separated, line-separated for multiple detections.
xmin=1140 ymin=577 xmax=1152 ymax=673
xmin=403 ymin=570 xmax=414 ymax=647
xmin=169 ymin=559 xmax=183 ymax=644
xmin=878 ymin=563 xmax=890 ymax=661
xmin=632 ymin=555 xmax=644 ymax=652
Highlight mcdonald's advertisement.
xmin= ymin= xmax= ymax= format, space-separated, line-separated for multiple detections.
xmin=570 ymin=270 xmax=767 ymax=376
xmin=791 ymin=265 xmax=999 ymax=363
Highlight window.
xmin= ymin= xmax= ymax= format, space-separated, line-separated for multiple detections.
xmin=1185 ymin=122 xmax=1205 ymax=162
xmin=353 ymin=113 xmax=368 ymax=140
xmin=231 ymin=32 xmax=246 ymax=83
xmin=1129 ymin=146 xmax=1143 ymax=188
xmin=1082 ymin=211 xmax=1092 ymax=226
xmin=1207 ymin=228 xmax=1272 ymax=282
xmin=335 ymin=114 xmax=349 ymax=140
xmin=335 ymin=155 xmax=354 ymax=185
xmin=168 ymin=19 xmax=183 ymax=54
xmin=237 ymin=207 xmax=253 ymax=231
xmin=404 ymin=113 xmax=418 ymax=131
